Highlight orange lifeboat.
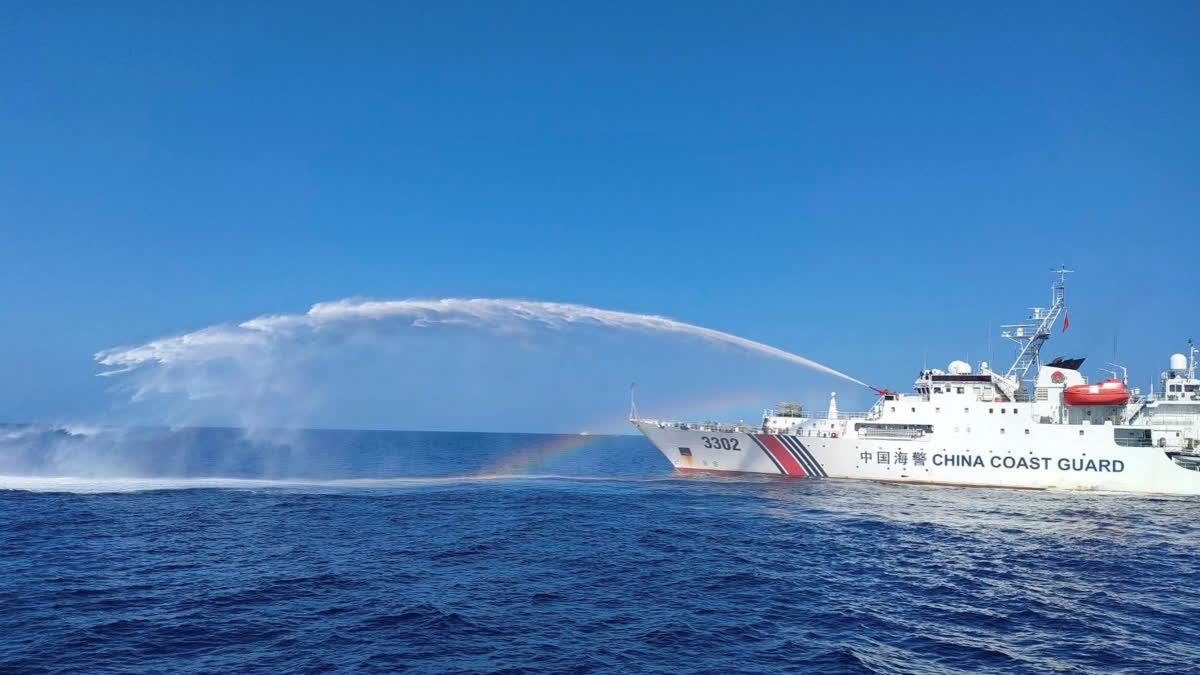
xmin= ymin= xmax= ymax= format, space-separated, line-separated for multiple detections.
xmin=1063 ymin=379 xmax=1130 ymax=407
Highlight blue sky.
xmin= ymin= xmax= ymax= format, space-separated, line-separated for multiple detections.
xmin=1 ymin=2 xmax=1197 ymax=431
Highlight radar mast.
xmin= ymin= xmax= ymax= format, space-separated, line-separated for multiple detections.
xmin=985 ymin=267 xmax=1072 ymax=399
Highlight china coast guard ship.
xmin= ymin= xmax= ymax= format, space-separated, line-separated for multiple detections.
xmin=633 ymin=269 xmax=1200 ymax=495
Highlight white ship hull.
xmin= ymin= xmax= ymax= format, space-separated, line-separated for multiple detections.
xmin=632 ymin=271 xmax=1200 ymax=495
xmin=634 ymin=421 xmax=1200 ymax=495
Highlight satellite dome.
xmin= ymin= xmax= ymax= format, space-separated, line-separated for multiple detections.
xmin=948 ymin=360 xmax=972 ymax=375
xmin=1170 ymin=353 xmax=1188 ymax=371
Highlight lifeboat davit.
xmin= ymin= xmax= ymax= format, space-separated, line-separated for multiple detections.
xmin=1063 ymin=379 xmax=1130 ymax=407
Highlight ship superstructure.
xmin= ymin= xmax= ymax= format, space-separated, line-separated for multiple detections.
xmin=633 ymin=271 xmax=1200 ymax=495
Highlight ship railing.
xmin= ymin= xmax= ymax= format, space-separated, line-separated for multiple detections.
xmin=858 ymin=428 xmax=927 ymax=440
xmin=1145 ymin=392 xmax=1200 ymax=404
xmin=763 ymin=409 xmax=871 ymax=420
xmin=637 ymin=419 xmax=762 ymax=433
xmin=1170 ymin=453 xmax=1200 ymax=472
xmin=638 ymin=411 xmax=875 ymax=432
xmin=1142 ymin=414 xmax=1198 ymax=427
xmin=1114 ymin=436 xmax=1155 ymax=448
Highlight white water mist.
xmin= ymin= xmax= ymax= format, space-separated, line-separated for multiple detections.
xmin=97 ymin=297 xmax=867 ymax=387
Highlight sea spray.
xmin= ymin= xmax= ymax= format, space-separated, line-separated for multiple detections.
xmin=97 ymin=297 xmax=868 ymax=386
xmin=0 ymin=424 xmax=133 ymax=477
xmin=90 ymin=297 xmax=869 ymax=433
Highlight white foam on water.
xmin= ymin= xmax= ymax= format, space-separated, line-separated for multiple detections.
xmin=0 ymin=473 xmax=684 ymax=494
xmin=0 ymin=476 xmax=287 ymax=493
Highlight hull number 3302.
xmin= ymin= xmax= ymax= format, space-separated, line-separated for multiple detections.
xmin=702 ymin=436 xmax=740 ymax=451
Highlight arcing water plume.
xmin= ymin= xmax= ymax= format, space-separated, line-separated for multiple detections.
xmin=96 ymin=297 xmax=868 ymax=388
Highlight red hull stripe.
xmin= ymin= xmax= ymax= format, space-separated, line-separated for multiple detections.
xmin=754 ymin=434 xmax=807 ymax=476
xmin=778 ymin=435 xmax=827 ymax=477
xmin=747 ymin=435 xmax=786 ymax=474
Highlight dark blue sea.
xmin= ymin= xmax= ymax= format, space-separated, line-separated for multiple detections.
xmin=2 ymin=425 xmax=1198 ymax=673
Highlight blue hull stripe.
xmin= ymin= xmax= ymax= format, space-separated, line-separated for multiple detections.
xmin=780 ymin=435 xmax=827 ymax=477
xmin=775 ymin=434 xmax=818 ymax=476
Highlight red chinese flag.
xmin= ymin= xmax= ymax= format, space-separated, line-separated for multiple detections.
xmin=1062 ymin=313 xmax=1070 ymax=332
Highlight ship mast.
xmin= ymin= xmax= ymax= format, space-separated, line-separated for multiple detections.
xmin=989 ymin=267 xmax=1072 ymax=398
xmin=1189 ymin=339 xmax=1198 ymax=380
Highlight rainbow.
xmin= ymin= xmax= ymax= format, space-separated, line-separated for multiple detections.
xmin=472 ymin=388 xmax=772 ymax=476
xmin=474 ymin=432 xmax=611 ymax=476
